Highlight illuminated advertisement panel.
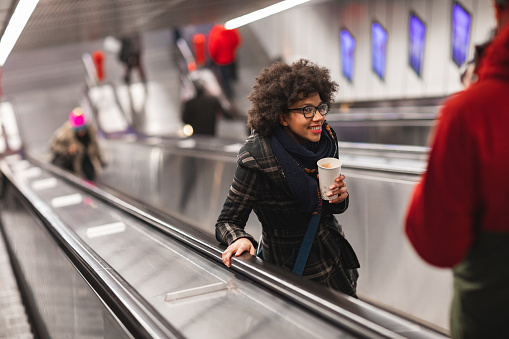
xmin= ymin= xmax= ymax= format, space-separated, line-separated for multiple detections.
xmin=340 ymin=29 xmax=355 ymax=83
xmin=409 ymin=12 xmax=426 ymax=77
xmin=451 ymin=2 xmax=471 ymax=67
xmin=371 ymin=22 xmax=388 ymax=80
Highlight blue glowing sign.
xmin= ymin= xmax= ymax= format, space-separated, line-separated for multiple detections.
xmin=340 ymin=29 xmax=355 ymax=83
xmin=451 ymin=2 xmax=471 ymax=67
xmin=371 ymin=22 xmax=388 ymax=80
xmin=409 ymin=13 xmax=426 ymax=77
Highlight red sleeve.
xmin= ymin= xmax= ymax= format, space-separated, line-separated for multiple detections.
xmin=405 ymin=100 xmax=476 ymax=267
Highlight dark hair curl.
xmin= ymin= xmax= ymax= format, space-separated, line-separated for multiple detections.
xmin=247 ymin=59 xmax=338 ymax=136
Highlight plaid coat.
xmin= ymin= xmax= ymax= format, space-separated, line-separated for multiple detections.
xmin=216 ymin=132 xmax=359 ymax=297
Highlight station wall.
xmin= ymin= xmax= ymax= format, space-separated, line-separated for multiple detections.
xmin=249 ymin=0 xmax=495 ymax=102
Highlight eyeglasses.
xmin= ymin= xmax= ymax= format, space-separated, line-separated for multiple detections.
xmin=286 ymin=103 xmax=329 ymax=118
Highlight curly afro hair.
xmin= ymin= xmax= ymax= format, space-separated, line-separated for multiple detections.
xmin=247 ymin=59 xmax=338 ymax=136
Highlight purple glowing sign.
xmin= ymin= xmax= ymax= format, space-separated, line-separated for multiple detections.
xmin=451 ymin=2 xmax=471 ymax=67
xmin=371 ymin=22 xmax=388 ymax=80
xmin=409 ymin=13 xmax=426 ymax=76
xmin=340 ymin=29 xmax=355 ymax=83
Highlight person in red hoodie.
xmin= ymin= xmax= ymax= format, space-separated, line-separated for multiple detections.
xmin=405 ymin=1 xmax=509 ymax=337
xmin=208 ymin=25 xmax=241 ymax=98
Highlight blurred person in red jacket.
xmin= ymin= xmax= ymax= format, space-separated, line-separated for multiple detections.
xmin=405 ymin=1 xmax=509 ymax=337
xmin=208 ymin=25 xmax=241 ymax=99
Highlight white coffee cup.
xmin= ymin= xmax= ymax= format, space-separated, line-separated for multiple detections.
xmin=317 ymin=157 xmax=342 ymax=200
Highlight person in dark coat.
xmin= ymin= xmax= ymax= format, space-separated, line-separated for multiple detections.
xmin=406 ymin=1 xmax=509 ymax=337
xmin=118 ymin=34 xmax=146 ymax=84
xmin=181 ymin=81 xmax=226 ymax=136
xmin=215 ymin=59 xmax=359 ymax=297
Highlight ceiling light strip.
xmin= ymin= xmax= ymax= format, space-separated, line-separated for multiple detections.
xmin=0 ymin=0 xmax=39 ymax=66
xmin=224 ymin=0 xmax=311 ymax=30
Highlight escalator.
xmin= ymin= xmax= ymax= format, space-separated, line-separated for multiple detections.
xmin=0 ymin=153 xmax=447 ymax=338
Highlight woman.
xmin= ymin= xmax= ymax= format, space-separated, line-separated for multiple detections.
xmin=50 ymin=107 xmax=105 ymax=181
xmin=215 ymin=59 xmax=359 ymax=297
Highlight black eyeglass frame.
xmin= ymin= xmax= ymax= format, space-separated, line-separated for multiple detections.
xmin=285 ymin=103 xmax=329 ymax=119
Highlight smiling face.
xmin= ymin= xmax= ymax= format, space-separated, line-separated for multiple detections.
xmin=279 ymin=93 xmax=325 ymax=144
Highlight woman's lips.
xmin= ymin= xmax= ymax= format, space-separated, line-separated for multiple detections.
xmin=309 ymin=126 xmax=322 ymax=133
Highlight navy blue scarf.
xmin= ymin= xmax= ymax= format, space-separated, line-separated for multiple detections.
xmin=270 ymin=122 xmax=338 ymax=214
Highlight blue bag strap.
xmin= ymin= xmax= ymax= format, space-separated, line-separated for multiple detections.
xmin=255 ymin=235 xmax=263 ymax=259
xmin=292 ymin=213 xmax=321 ymax=276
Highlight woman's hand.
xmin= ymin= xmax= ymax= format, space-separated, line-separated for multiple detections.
xmin=222 ymin=238 xmax=256 ymax=267
xmin=327 ymin=174 xmax=348 ymax=204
